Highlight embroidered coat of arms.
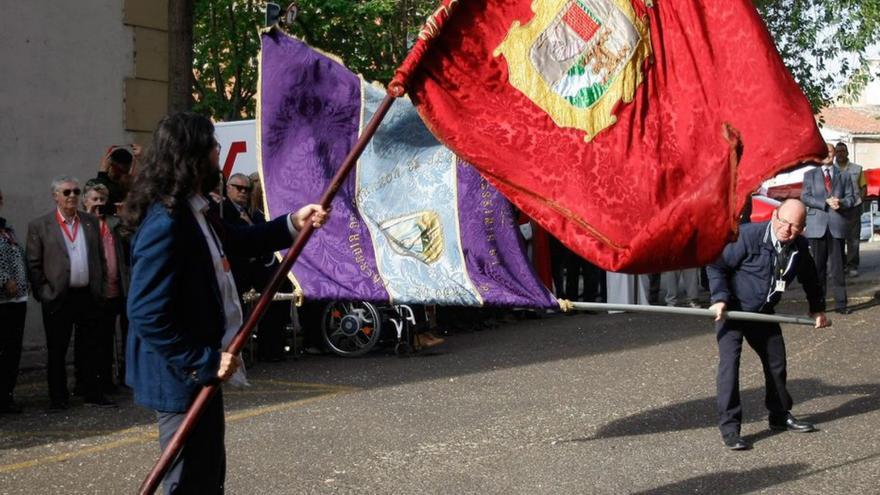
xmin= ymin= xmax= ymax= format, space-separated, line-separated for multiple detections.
xmin=495 ymin=0 xmax=652 ymax=141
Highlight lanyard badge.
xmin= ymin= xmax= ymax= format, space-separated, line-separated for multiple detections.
xmin=55 ymin=210 xmax=80 ymax=244
xmin=774 ymin=248 xmax=791 ymax=293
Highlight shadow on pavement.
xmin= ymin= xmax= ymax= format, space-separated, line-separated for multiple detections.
xmin=281 ymin=310 xmax=715 ymax=390
xmin=0 ymin=378 xmax=351 ymax=451
xmin=1 ymin=311 xmax=713 ymax=452
xmin=631 ymin=450 xmax=880 ymax=494
xmin=571 ymin=378 xmax=880 ymax=443
xmin=844 ymin=295 xmax=880 ymax=312
xmin=629 ymin=463 xmax=810 ymax=495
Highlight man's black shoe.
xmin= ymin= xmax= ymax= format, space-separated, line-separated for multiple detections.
xmin=84 ymin=396 xmax=118 ymax=408
xmin=722 ymin=433 xmax=751 ymax=451
xmin=835 ymin=307 xmax=852 ymax=315
xmin=48 ymin=400 xmax=69 ymax=412
xmin=769 ymin=413 xmax=815 ymax=432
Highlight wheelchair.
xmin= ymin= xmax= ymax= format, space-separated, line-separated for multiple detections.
xmin=240 ymin=290 xmax=422 ymax=360
xmin=320 ymin=301 xmax=419 ymax=357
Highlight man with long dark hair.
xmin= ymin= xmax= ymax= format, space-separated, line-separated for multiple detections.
xmin=124 ymin=112 xmax=328 ymax=494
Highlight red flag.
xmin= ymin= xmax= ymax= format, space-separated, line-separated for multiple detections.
xmin=392 ymin=0 xmax=825 ymax=272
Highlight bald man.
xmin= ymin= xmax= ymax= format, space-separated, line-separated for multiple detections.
xmin=707 ymin=199 xmax=829 ymax=451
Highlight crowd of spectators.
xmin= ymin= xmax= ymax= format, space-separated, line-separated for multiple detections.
xmin=0 ymin=145 xmax=303 ymax=413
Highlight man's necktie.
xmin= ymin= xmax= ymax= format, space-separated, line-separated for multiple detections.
xmin=824 ymin=169 xmax=832 ymax=194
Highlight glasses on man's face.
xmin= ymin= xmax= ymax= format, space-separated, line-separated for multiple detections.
xmin=229 ymin=184 xmax=251 ymax=193
xmin=61 ymin=188 xmax=81 ymax=197
xmin=775 ymin=215 xmax=804 ymax=232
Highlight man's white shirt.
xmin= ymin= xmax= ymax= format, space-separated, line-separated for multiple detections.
xmin=58 ymin=209 xmax=89 ymax=288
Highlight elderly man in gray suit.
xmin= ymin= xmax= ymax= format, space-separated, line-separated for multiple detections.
xmin=26 ymin=175 xmax=112 ymax=409
xmin=800 ymin=147 xmax=856 ymax=314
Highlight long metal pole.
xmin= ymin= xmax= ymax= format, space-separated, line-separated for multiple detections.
xmin=138 ymin=93 xmax=398 ymax=495
xmin=567 ymin=301 xmax=818 ymax=326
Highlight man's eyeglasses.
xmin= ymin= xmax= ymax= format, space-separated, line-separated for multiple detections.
xmin=228 ymin=184 xmax=251 ymax=193
xmin=775 ymin=215 xmax=804 ymax=232
xmin=60 ymin=188 xmax=81 ymax=197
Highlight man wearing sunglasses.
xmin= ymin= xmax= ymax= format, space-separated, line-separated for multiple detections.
xmin=26 ymin=176 xmax=113 ymax=410
xmin=220 ymin=174 xmax=261 ymax=294
xmin=224 ymin=173 xmax=253 ymax=221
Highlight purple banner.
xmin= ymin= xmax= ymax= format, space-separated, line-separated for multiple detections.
xmin=259 ymin=29 xmax=557 ymax=308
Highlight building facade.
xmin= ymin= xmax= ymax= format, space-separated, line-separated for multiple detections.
xmin=0 ymin=0 xmax=170 ymax=347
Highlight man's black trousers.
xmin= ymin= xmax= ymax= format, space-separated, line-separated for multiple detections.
xmin=716 ymin=320 xmax=793 ymax=436
xmin=808 ymin=232 xmax=847 ymax=310
xmin=157 ymin=390 xmax=225 ymax=495
xmin=42 ymin=288 xmax=101 ymax=404
xmin=0 ymin=301 xmax=26 ymax=405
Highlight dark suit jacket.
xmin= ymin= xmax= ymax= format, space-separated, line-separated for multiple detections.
xmin=125 ymin=201 xmax=294 ymax=412
xmin=26 ymin=210 xmax=105 ymax=313
xmin=707 ymin=221 xmax=824 ymax=315
xmin=801 ymin=165 xmax=855 ymax=239
xmin=218 ymin=198 xmax=269 ymax=294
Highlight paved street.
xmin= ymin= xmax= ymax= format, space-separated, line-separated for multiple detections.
xmin=2 ymin=246 xmax=880 ymax=494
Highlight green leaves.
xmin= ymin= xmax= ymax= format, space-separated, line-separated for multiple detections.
xmin=193 ymin=0 xmax=263 ymax=120
xmin=287 ymin=0 xmax=437 ymax=83
xmin=754 ymin=0 xmax=880 ymax=110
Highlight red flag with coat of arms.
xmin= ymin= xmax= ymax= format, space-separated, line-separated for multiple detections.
xmin=391 ymin=0 xmax=826 ymax=273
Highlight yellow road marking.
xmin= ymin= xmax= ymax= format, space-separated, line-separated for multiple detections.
xmin=0 ymin=433 xmax=155 ymax=474
xmin=0 ymin=382 xmax=358 ymax=475
xmin=247 ymin=379 xmax=358 ymax=392
xmin=226 ymin=390 xmax=351 ymax=422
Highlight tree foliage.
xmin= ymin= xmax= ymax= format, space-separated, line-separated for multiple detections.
xmin=754 ymin=0 xmax=880 ymax=109
xmin=193 ymin=0 xmax=263 ymax=120
xmin=288 ymin=0 xmax=439 ymax=83
xmin=192 ymin=0 xmax=437 ymax=120
xmin=192 ymin=0 xmax=880 ymax=121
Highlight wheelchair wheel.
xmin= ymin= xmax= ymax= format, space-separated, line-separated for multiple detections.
xmin=321 ymin=301 xmax=382 ymax=357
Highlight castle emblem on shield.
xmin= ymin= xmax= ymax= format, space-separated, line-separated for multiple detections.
xmin=494 ymin=0 xmax=652 ymax=141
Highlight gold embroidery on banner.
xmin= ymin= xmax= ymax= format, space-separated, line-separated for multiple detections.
xmin=418 ymin=0 xmax=460 ymax=40
xmin=494 ymin=0 xmax=652 ymax=142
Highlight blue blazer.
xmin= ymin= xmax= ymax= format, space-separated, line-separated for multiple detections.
xmin=125 ymin=201 xmax=294 ymax=412
xmin=800 ymin=165 xmax=855 ymax=239
xmin=707 ymin=221 xmax=824 ymax=315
